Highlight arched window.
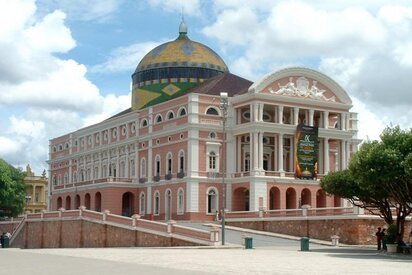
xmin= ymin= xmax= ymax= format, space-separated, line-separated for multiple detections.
xmin=141 ymin=119 xmax=148 ymax=127
xmin=139 ymin=192 xmax=145 ymax=215
xmin=179 ymin=150 xmax=185 ymax=173
xmin=166 ymin=152 xmax=172 ymax=174
xmin=167 ymin=111 xmax=174 ymax=120
xmin=140 ymin=158 xmax=146 ymax=178
xmin=53 ymin=146 xmax=57 ymax=153
xmin=206 ymin=107 xmax=219 ymax=116
xmin=155 ymin=155 xmax=161 ymax=176
xmin=52 ymin=175 xmax=57 ymax=185
xmin=154 ymin=191 xmax=160 ymax=215
xmin=209 ymin=151 xmax=217 ymax=170
xmin=207 ymin=188 xmax=218 ymax=214
xmin=244 ymin=153 xmax=250 ymax=172
xmin=178 ymin=107 xmax=187 ymax=117
xmin=130 ymin=159 xmax=135 ymax=177
xmin=155 ymin=114 xmax=163 ymax=124
xmin=209 ymin=131 xmax=217 ymax=139
xmin=177 ymin=188 xmax=184 ymax=214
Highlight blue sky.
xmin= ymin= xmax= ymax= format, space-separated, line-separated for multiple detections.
xmin=1 ymin=0 xmax=412 ymax=174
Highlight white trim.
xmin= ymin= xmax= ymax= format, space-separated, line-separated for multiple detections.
xmin=205 ymin=105 xmax=220 ymax=116
xmin=177 ymin=188 xmax=184 ymax=215
xmin=248 ymin=67 xmax=352 ymax=105
xmin=206 ymin=187 xmax=219 ymax=214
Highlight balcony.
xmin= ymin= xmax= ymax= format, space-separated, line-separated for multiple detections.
xmin=165 ymin=173 xmax=172 ymax=180
xmin=177 ymin=171 xmax=185 ymax=179
xmin=153 ymin=175 xmax=161 ymax=182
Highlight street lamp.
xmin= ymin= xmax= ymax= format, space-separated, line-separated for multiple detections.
xmin=219 ymin=92 xmax=228 ymax=245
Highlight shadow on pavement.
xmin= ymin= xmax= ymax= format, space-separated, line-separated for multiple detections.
xmin=310 ymin=248 xmax=412 ymax=262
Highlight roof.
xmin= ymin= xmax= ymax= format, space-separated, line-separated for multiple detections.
xmin=187 ymin=73 xmax=253 ymax=97
xmin=105 ymin=107 xmax=132 ymax=121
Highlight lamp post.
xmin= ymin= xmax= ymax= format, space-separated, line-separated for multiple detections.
xmin=219 ymin=92 xmax=228 ymax=245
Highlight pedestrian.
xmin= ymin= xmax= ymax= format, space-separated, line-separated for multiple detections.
xmin=376 ymin=227 xmax=382 ymax=250
xmin=381 ymin=228 xmax=387 ymax=251
xmin=0 ymin=232 xmax=3 ymax=248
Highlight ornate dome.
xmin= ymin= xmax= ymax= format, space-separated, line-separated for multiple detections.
xmin=131 ymin=20 xmax=229 ymax=110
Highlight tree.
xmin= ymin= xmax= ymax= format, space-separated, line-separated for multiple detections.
xmin=321 ymin=126 xmax=412 ymax=242
xmin=0 ymin=159 xmax=26 ymax=217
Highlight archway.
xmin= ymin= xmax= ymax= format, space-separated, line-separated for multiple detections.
xmin=84 ymin=193 xmax=91 ymax=209
xmin=269 ymin=187 xmax=280 ymax=210
xmin=122 ymin=192 xmax=134 ymax=217
xmin=75 ymin=194 xmax=81 ymax=209
xmin=65 ymin=196 xmax=71 ymax=210
xmin=95 ymin=192 xmax=101 ymax=212
xmin=301 ymin=188 xmax=311 ymax=207
xmin=286 ymin=188 xmax=296 ymax=209
xmin=57 ymin=197 xmax=62 ymax=210
xmin=207 ymin=188 xmax=218 ymax=214
xmin=316 ymin=189 xmax=327 ymax=208
xmin=232 ymin=187 xmax=250 ymax=211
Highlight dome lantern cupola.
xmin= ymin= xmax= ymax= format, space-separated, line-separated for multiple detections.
xmin=178 ymin=17 xmax=188 ymax=39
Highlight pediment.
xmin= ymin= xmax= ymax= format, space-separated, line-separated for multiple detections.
xmin=249 ymin=67 xmax=352 ymax=105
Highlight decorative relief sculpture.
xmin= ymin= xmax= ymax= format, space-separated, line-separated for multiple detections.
xmin=269 ymin=77 xmax=336 ymax=102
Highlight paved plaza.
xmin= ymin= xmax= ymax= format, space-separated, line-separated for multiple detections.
xmin=1 ymin=226 xmax=411 ymax=275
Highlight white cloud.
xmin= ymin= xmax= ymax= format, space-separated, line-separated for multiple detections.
xmin=37 ymin=0 xmax=122 ymax=22
xmin=0 ymin=0 xmax=130 ymax=174
xmin=91 ymin=41 xmax=163 ymax=74
xmin=205 ymin=1 xmax=412 ymax=141
xmin=147 ymin=0 xmax=202 ymax=16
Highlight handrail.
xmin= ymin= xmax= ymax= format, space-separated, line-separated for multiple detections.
xmin=9 ymin=216 xmax=26 ymax=245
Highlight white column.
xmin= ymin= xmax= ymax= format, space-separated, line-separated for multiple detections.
xmin=125 ymin=148 xmax=129 ymax=178
xmin=249 ymin=132 xmax=253 ymax=171
xmin=148 ymin=140 xmax=153 ymax=181
xmin=237 ymin=109 xmax=241 ymax=124
xmin=346 ymin=141 xmax=350 ymax=167
xmin=278 ymin=105 xmax=284 ymax=124
xmin=324 ymin=138 xmax=329 ymax=173
xmin=146 ymin=186 xmax=152 ymax=214
xmin=259 ymin=132 xmax=264 ymax=170
xmin=187 ymin=129 xmax=199 ymax=177
xmin=237 ymin=136 xmax=241 ymax=172
xmin=340 ymin=140 xmax=346 ymax=170
xmin=323 ymin=111 xmax=329 ymax=129
xmin=250 ymin=103 xmax=254 ymax=122
xmin=259 ymin=103 xmax=264 ymax=122
xmin=294 ymin=107 xmax=299 ymax=125
xmin=254 ymin=103 xmax=259 ymax=122
xmin=253 ymin=132 xmax=259 ymax=170
xmin=340 ymin=113 xmax=346 ymax=130
xmin=289 ymin=137 xmax=294 ymax=172
xmin=278 ymin=134 xmax=284 ymax=172
xmin=309 ymin=109 xmax=314 ymax=127
xmin=68 ymin=160 xmax=72 ymax=184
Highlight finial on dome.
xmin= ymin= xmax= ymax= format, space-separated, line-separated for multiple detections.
xmin=178 ymin=12 xmax=188 ymax=39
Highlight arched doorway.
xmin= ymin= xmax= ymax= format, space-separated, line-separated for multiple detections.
xmin=301 ymin=188 xmax=311 ymax=207
xmin=207 ymin=188 xmax=218 ymax=214
xmin=165 ymin=190 xmax=172 ymax=220
xmin=269 ymin=187 xmax=280 ymax=210
xmin=84 ymin=193 xmax=91 ymax=209
xmin=286 ymin=188 xmax=296 ymax=209
xmin=65 ymin=196 xmax=71 ymax=210
xmin=232 ymin=187 xmax=249 ymax=211
xmin=316 ymin=189 xmax=327 ymax=208
xmin=75 ymin=194 xmax=81 ymax=209
xmin=122 ymin=192 xmax=134 ymax=216
xmin=57 ymin=197 xmax=62 ymax=210
xmin=95 ymin=192 xmax=101 ymax=212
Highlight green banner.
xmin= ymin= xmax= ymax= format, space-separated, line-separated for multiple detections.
xmin=295 ymin=124 xmax=319 ymax=179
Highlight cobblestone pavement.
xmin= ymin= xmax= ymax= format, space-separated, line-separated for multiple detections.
xmin=1 ymin=245 xmax=411 ymax=275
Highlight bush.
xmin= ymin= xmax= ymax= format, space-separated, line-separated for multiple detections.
xmin=385 ymin=224 xmax=397 ymax=244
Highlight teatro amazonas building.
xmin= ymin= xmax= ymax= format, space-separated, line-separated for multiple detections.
xmin=48 ymin=21 xmax=360 ymax=220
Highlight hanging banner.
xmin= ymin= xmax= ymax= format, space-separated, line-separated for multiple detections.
xmin=295 ymin=124 xmax=319 ymax=179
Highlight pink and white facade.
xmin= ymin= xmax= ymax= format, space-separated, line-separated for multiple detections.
xmin=48 ymin=66 xmax=360 ymax=221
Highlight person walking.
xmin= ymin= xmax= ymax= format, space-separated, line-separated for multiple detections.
xmin=381 ymin=228 xmax=387 ymax=251
xmin=376 ymin=227 xmax=382 ymax=250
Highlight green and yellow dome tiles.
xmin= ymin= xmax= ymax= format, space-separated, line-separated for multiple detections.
xmin=131 ymin=19 xmax=229 ymax=110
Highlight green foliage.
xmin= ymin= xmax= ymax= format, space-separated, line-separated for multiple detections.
xmin=385 ymin=224 xmax=397 ymax=244
xmin=321 ymin=126 xmax=412 ymax=239
xmin=0 ymin=159 xmax=26 ymax=217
